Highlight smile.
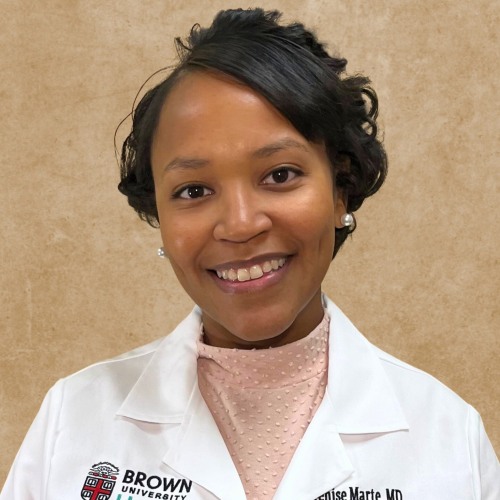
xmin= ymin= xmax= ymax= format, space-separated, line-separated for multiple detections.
xmin=215 ymin=258 xmax=287 ymax=282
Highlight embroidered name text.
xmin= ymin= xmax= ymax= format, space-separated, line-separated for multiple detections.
xmin=316 ymin=487 xmax=403 ymax=500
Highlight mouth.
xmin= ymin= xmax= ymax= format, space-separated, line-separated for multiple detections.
xmin=212 ymin=257 xmax=288 ymax=282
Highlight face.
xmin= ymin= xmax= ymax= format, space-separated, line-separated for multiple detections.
xmin=151 ymin=72 xmax=346 ymax=348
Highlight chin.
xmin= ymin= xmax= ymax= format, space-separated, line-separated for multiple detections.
xmin=235 ymin=328 xmax=285 ymax=343
xmin=225 ymin=314 xmax=297 ymax=345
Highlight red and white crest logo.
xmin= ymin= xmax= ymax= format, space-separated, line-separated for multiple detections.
xmin=81 ymin=462 xmax=119 ymax=500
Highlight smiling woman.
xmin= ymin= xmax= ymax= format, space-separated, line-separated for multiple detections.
xmin=150 ymin=72 xmax=343 ymax=347
xmin=2 ymin=7 xmax=499 ymax=500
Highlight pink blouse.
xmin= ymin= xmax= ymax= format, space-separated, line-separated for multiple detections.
xmin=197 ymin=313 xmax=329 ymax=499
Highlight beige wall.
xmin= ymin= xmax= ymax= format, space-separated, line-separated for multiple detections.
xmin=1 ymin=0 xmax=498 ymax=486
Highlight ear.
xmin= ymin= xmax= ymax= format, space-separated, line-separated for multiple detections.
xmin=331 ymin=154 xmax=350 ymax=228
xmin=333 ymin=190 xmax=348 ymax=229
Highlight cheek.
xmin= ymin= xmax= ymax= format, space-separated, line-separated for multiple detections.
xmin=159 ymin=211 xmax=211 ymax=270
xmin=297 ymin=196 xmax=336 ymax=261
xmin=290 ymin=188 xmax=336 ymax=235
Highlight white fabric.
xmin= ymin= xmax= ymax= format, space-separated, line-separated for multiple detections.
xmin=2 ymin=297 xmax=499 ymax=499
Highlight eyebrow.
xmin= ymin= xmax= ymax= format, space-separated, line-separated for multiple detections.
xmin=163 ymin=157 xmax=209 ymax=173
xmin=163 ymin=138 xmax=309 ymax=173
xmin=251 ymin=138 xmax=310 ymax=158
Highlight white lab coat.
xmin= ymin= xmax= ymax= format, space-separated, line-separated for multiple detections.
xmin=2 ymin=297 xmax=499 ymax=499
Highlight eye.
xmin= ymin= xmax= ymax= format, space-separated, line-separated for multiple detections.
xmin=174 ymin=185 xmax=213 ymax=200
xmin=262 ymin=166 xmax=301 ymax=185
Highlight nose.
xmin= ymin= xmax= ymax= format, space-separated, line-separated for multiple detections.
xmin=212 ymin=186 xmax=272 ymax=243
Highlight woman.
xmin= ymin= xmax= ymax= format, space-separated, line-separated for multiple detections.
xmin=2 ymin=8 xmax=498 ymax=499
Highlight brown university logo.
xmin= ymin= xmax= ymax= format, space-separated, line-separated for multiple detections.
xmin=81 ymin=462 xmax=119 ymax=500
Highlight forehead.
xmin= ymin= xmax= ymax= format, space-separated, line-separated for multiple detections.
xmin=151 ymin=71 xmax=306 ymax=160
xmin=162 ymin=71 xmax=265 ymax=119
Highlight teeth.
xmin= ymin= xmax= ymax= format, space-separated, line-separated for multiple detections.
xmin=215 ymin=258 xmax=287 ymax=282
xmin=237 ymin=269 xmax=250 ymax=281
xmin=249 ymin=265 xmax=263 ymax=279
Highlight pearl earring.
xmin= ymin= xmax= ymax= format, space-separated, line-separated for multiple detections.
xmin=341 ymin=213 xmax=354 ymax=227
xmin=157 ymin=247 xmax=167 ymax=259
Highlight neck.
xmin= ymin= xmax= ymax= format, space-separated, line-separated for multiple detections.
xmin=201 ymin=290 xmax=325 ymax=349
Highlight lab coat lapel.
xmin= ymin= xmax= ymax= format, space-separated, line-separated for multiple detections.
xmin=274 ymin=392 xmax=354 ymax=500
xmin=276 ymin=298 xmax=409 ymax=498
xmin=163 ymin=386 xmax=246 ymax=500
xmin=117 ymin=307 xmax=245 ymax=499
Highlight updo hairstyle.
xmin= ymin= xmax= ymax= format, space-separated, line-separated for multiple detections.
xmin=118 ymin=8 xmax=388 ymax=258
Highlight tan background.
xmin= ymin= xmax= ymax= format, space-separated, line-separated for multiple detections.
xmin=1 ymin=0 xmax=498 ymax=487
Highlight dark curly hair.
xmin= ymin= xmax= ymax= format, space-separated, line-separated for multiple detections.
xmin=118 ymin=8 xmax=387 ymax=258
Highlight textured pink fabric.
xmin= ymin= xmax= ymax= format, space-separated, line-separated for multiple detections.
xmin=197 ymin=313 xmax=329 ymax=499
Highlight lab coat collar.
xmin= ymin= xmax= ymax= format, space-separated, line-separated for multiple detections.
xmin=116 ymin=297 xmax=409 ymax=497
xmin=324 ymin=297 xmax=409 ymax=434
xmin=117 ymin=296 xmax=409 ymax=434
xmin=116 ymin=310 xmax=201 ymax=423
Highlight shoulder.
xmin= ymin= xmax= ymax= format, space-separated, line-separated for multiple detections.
xmin=40 ymin=337 xmax=164 ymax=423
xmin=374 ymin=344 xmax=472 ymax=421
xmin=375 ymin=344 xmax=465 ymax=400
xmin=61 ymin=336 xmax=162 ymax=392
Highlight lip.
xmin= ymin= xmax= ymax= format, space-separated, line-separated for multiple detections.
xmin=208 ymin=256 xmax=292 ymax=294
